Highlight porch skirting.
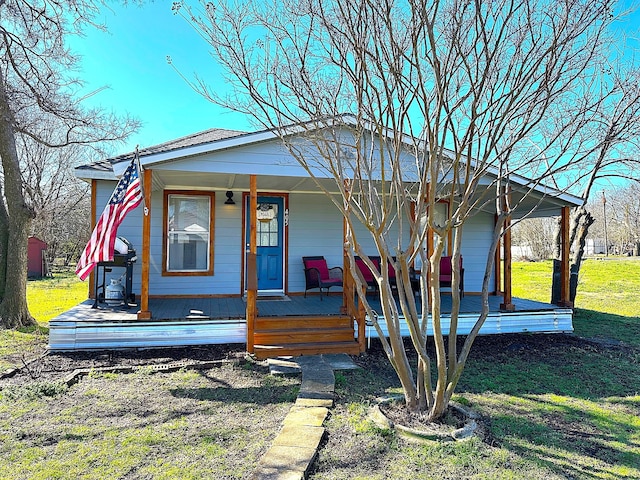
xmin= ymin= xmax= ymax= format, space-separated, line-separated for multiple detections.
xmin=48 ymin=298 xmax=573 ymax=352
xmin=49 ymin=317 xmax=246 ymax=351
xmin=365 ymin=308 xmax=574 ymax=341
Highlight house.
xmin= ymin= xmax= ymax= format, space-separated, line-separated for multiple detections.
xmin=49 ymin=120 xmax=580 ymax=356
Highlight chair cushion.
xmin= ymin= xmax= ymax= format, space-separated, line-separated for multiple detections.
xmin=440 ymin=256 xmax=452 ymax=275
xmin=305 ymin=259 xmax=330 ymax=280
xmin=388 ymin=261 xmax=396 ymax=280
xmin=355 ymin=258 xmax=375 ymax=282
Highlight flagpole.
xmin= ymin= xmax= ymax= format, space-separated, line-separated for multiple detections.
xmin=134 ymin=146 xmax=149 ymax=217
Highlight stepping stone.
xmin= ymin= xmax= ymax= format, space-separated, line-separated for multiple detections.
xmin=252 ymin=354 xmax=345 ymax=478
xmin=321 ymin=353 xmax=360 ymax=370
xmin=252 ymin=445 xmax=316 ymax=480
xmin=267 ymin=357 xmax=301 ymax=375
xmin=273 ymin=424 xmax=325 ymax=448
xmin=283 ymin=406 xmax=329 ymax=427
xmin=295 ymin=396 xmax=334 ymax=408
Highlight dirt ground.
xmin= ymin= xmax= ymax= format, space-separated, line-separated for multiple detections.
xmin=0 ymin=343 xmax=249 ymax=387
xmin=1 ymin=332 xmax=625 ymax=388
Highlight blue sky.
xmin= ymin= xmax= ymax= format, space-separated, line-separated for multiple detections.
xmin=72 ymin=3 xmax=255 ymax=155
xmin=72 ymin=2 xmax=640 ymax=160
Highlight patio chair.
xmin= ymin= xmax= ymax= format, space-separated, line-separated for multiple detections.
xmin=440 ymin=255 xmax=464 ymax=297
xmin=354 ymin=256 xmax=381 ymax=293
xmin=302 ymin=256 xmax=343 ymax=300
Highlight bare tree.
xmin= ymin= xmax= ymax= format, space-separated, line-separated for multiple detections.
xmin=177 ymin=0 xmax=632 ymax=420
xmin=601 ymin=183 xmax=640 ymax=254
xmin=17 ymin=132 xmax=93 ymax=266
xmin=550 ymin=59 xmax=640 ymax=301
xmin=512 ymin=218 xmax=557 ymax=261
xmin=0 ymin=1 xmax=140 ymax=329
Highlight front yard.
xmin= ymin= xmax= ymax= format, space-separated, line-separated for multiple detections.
xmin=0 ymin=259 xmax=639 ymax=479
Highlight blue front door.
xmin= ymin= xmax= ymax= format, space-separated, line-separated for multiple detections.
xmin=246 ymin=196 xmax=285 ymax=292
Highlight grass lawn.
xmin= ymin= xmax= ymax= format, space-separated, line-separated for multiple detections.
xmin=312 ymin=258 xmax=640 ymax=479
xmin=0 ymin=270 xmax=87 ymax=372
xmin=1 ymin=259 xmax=639 ymax=479
xmin=26 ymin=269 xmax=88 ymax=324
xmin=512 ymin=257 xmax=640 ymax=347
xmin=0 ymin=361 xmax=299 ymax=479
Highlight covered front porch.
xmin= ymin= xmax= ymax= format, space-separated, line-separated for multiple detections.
xmin=49 ymin=294 xmax=573 ymax=353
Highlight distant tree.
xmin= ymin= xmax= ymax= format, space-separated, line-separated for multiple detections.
xmin=179 ymin=0 xmax=634 ymax=420
xmin=0 ymin=1 xmax=140 ymax=329
xmin=604 ymin=184 xmax=640 ymax=254
xmin=550 ymin=62 xmax=640 ymax=301
xmin=17 ymin=133 xmax=93 ymax=266
xmin=512 ymin=218 xmax=557 ymax=261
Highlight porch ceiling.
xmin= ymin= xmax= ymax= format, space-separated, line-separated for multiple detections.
xmin=151 ymin=170 xmax=570 ymax=218
xmin=150 ymin=170 xmax=339 ymax=194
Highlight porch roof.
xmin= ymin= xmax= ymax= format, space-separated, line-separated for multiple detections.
xmin=74 ymin=117 xmax=583 ymax=216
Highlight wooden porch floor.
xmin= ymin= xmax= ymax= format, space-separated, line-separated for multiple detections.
xmin=62 ymin=293 xmax=558 ymax=323
xmin=48 ymin=294 xmax=571 ymax=352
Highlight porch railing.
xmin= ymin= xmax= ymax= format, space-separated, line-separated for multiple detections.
xmin=343 ymin=264 xmax=367 ymax=353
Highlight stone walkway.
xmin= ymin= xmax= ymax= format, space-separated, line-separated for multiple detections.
xmin=251 ymin=354 xmax=358 ymax=480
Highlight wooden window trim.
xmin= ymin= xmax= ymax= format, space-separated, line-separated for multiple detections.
xmin=162 ymin=190 xmax=215 ymax=277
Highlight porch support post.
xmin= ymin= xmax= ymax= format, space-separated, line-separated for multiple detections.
xmin=137 ymin=168 xmax=153 ymax=320
xmin=558 ymin=206 xmax=573 ymax=307
xmin=89 ymin=179 xmax=97 ymax=300
xmin=246 ymin=174 xmax=258 ymax=353
xmin=342 ymin=212 xmax=348 ymax=314
xmin=500 ymin=187 xmax=515 ymax=311
xmin=494 ymin=213 xmax=502 ymax=295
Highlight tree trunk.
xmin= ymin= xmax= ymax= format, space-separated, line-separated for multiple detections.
xmin=552 ymin=206 xmax=594 ymax=304
xmin=0 ymin=192 xmax=8 ymax=300
xmin=0 ymin=68 xmax=36 ymax=329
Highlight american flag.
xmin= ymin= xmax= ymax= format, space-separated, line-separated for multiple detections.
xmin=75 ymin=158 xmax=143 ymax=280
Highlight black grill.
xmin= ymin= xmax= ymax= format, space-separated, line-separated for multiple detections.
xmin=92 ymin=238 xmax=137 ymax=309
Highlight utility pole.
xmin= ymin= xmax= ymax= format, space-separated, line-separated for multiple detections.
xmin=602 ymin=190 xmax=608 ymax=257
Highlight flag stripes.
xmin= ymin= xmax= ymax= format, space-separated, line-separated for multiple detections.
xmin=75 ymin=158 xmax=143 ymax=281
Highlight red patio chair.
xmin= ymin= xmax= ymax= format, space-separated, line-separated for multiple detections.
xmin=354 ymin=256 xmax=381 ymax=292
xmin=440 ymin=255 xmax=464 ymax=297
xmin=303 ymin=256 xmax=343 ymax=300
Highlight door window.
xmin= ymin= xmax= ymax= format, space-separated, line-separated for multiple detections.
xmin=257 ymin=203 xmax=279 ymax=247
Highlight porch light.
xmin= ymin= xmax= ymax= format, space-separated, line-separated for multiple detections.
xmin=225 ymin=191 xmax=235 ymax=205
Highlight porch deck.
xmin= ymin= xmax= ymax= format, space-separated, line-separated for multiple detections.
xmin=48 ymin=294 xmax=573 ymax=351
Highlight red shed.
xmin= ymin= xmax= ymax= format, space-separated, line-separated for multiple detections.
xmin=27 ymin=236 xmax=48 ymax=278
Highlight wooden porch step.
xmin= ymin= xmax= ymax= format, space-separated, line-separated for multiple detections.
xmin=254 ymin=327 xmax=355 ymax=346
xmin=253 ymin=341 xmax=361 ymax=359
xmin=255 ymin=315 xmax=352 ymax=330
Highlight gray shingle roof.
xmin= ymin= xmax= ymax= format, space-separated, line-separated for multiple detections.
xmin=75 ymin=127 xmax=248 ymax=172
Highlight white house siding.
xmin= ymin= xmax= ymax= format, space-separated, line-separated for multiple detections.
xmin=145 ymin=189 xmax=245 ymax=296
xmin=459 ymin=210 xmax=495 ymax=293
xmin=150 ymin=140 xmax=312 ymax=178
xmin=287 ymin=193 xmax=344 ymax=293
xmin=365 ymin=308 xmax=574 ymax=341
xmin=94 ymin=178 xmax=495 ymax=297
xmin=94 ymin=181 xmax=246 ymax=297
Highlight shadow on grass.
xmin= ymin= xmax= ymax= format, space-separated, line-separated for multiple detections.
xmin=340 ymin=333 xmax=640 ymax=479
xmin=487 ymin=394 xmax=640 ymax=479
xmin=572 ymin=308 xmax=640 ymax=347
xmin=170 ymin=384 xmax=299 ymax=404
xmin=170 ymin=368 xmax=299 ymax=405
